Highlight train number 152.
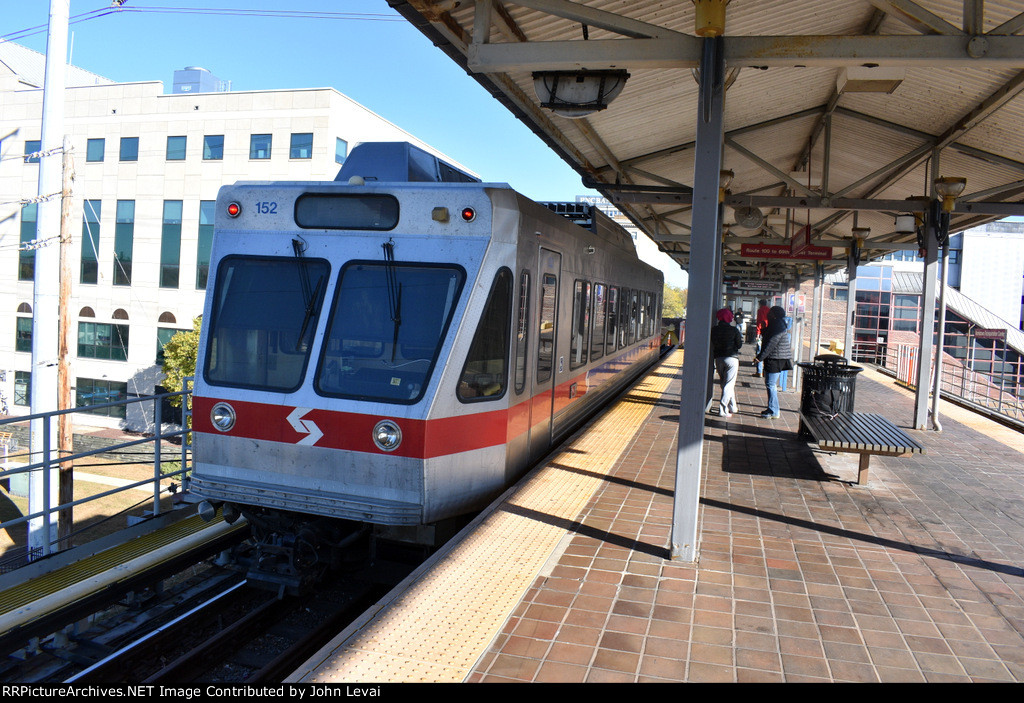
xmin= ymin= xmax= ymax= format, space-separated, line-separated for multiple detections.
xmin=256 ymin=201 xmax=278 ymax=214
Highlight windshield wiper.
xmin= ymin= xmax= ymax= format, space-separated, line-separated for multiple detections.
xmin=382 ymin=239 xmax=402 ymax=362
xmin=292 ymin=237 xmax=320 ymax=352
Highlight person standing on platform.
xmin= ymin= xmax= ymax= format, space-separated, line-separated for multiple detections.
xmin=753 ymin=299 xmax=770 ymax=377
xmin=711 ymin=308 xmax=743 ymax=417
xmin=754 ymin=305 xmax=793 ymax=419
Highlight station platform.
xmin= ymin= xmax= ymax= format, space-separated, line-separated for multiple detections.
xmin=288 ymin=348 xmax=1024 ymax=683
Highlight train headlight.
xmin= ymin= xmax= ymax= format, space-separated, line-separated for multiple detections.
xmin=226 ymin=202 xmax=241 ymax=218
xmin=211 ymin=402 xmax=237 ymax=432
xmin=372 ymin=420 xmax=402 ymax=452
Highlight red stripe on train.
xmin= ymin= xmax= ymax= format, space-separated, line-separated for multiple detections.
xmin=191 ymin=344 xmax=658 ymax=459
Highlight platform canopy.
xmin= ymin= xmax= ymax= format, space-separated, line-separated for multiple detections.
xmin=390 ymin=0 xmax=1024 ymax=282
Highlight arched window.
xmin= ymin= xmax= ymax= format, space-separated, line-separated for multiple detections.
xmin=79 ymin=307 xmax=95 ymax=318
xmin=158 ymin=311 xmax=177 ymax=324
xmin=112 ymin=308 xmax=129 ymax=320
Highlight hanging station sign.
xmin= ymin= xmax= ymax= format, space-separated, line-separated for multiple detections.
xmin=735 ymin=279 xmax=782 ymax=292
xmin=974 ymin=328 xmax=1007 ymax=342
xmin=740 ymin=242 xmax=833 ymax=260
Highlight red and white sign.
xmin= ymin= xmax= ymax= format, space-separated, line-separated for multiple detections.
xmin=741 ymin=242 xmax=832 ymax=260
xmin=790 ymin=225 xmax=812 ymax=257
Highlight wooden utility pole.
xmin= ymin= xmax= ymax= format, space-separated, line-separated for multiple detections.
xmin=57 ymin=136 xmax=74 ymax=548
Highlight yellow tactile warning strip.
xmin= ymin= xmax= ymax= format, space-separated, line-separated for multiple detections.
xmin=290 ymin=349 xmax=684 ymax=684
xmin=0 ymin=511 xmax=233 ymax=620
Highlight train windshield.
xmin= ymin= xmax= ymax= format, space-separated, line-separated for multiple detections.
xmin=315 ymin=262 xmax=464 ymax=403
xmin=204 ymin=255 xmax=330 ymax=391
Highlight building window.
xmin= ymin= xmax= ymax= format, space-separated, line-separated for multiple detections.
xmin=166 ymin=135 xmax=187 ymax=161
xmin=892 ymin=294 xmax=920 ymax=333
xmin=156 ymin=327 xmax=188 ymax=364
xmin=119 ymin=137 xmax=139 ymax=162
xmin=335 ymin=138 xmax=348 ymax=165
xmin=290 ymin=133 xmax=313 ymax=159
xmin=160 ymin=200 xmax=182 ymax=288
xmin=14 ymin=371 xmax=31 ymax=406
xmin=81 ymin=200 xmax=101 ymax=284
xmin=250 ymin=134 xmax=272 ymax=159
xmin=86 ymin=138 xmax=105 ymax=162
xmin=19 ymin=203 xmax=38 ymax=281
xmin=78 ymin=322 xmax=129 ymax=361
xmin=24 ymin=140 xmax=41 ymax=163
xmin=113 ymin=200 xmax=134 ymax=286
xmin=16 ymin=317 xmax=32 ymax=353
xmin=203 ymin=135 xmax=224 ymax=160
xmin=76 ymin=378 xmax=128 ymax=418
xmin=197 ymin=201 xmax=215 ymax=289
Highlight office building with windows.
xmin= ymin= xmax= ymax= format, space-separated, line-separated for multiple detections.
xmin=0 ymin=42 xmax=466 ymax=430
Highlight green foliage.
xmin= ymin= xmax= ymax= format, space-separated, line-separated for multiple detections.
xmin=161 ymin=317 xmax=201 ymax=408
xmin=663 ymin=283 xmax=688 ymax=318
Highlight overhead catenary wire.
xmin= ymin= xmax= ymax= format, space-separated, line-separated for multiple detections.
xmin=0 ymin=4 xmax=402 ymax=45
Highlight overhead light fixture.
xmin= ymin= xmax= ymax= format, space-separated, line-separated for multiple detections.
xmin=532 ymin=70 xmax=629 ymax=119
xmin=693 ymin=0 xmax=729 ymax=37
xmin=935 ymin=176 xmax=966 ymax=212
xmin=894 ymin=214 xmax=916 ymax=234
xmin=719 ymin=169 xmax=734 ymax=202
xmin=836 ymin=66 xmax=905 ymax=94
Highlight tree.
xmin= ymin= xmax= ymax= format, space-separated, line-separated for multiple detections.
xmin=663 ymin=283 xmax=688 ymax=318
xmin=161 ymin=316 xmax=201 ymax=408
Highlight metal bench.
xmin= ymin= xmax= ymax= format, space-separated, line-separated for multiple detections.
xmin=799 ymin=411 xmax=925 ymax=485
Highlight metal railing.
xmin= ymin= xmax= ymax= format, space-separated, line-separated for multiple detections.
xmin=884 ymin=344 xmax=1024 ymax=423
xmin=0 ymin=381 xmax=193 ymax=567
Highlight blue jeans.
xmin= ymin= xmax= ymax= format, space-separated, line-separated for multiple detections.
xmin=779 ymin=369 xmax=789 ymax=392
xmin=765 ymin=370 xmax=781 ymax=415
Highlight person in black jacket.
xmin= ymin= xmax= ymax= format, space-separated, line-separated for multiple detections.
xmin=711 ymin=308 xmax=743 ymax=417
xmin=754 ymin=306 xmax=793 ymax=419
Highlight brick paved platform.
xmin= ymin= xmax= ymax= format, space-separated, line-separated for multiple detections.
xmin=468 ymin=350 xmax=1024 ymax=682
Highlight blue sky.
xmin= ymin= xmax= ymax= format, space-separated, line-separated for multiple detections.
xmin=3 ymin=1 xmax=687 ymax=287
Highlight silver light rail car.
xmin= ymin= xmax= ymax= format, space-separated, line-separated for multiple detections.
xmin=189 ymin=143 xmax=663 ymax=585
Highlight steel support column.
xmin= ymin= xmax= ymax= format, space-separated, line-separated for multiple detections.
xmin=808 ymin=262 xmax=823 ymax=363
xmin=914 ymin=219 xmax=940 ymax=430
xmin=844 ymin=249 xmax=858 ymax=360
xmin=672 ymin=36 xmax=725 ymax=562
xmin=29 ymin=0 xmax=69 ymax=559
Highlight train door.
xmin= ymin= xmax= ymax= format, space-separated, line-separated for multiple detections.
xmin=531 ymin=247 xmax=560 ymax=457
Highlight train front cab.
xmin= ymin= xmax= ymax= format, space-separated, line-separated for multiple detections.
xmin=189 ymin=184 xmax=662 ymax=549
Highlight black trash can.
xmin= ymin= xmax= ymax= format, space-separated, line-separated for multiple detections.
xmin=798 ymin=354 xmax=862 ymax=417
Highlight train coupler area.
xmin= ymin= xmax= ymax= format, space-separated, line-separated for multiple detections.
xmin=234 ymin=508 xmax=369 ymax=596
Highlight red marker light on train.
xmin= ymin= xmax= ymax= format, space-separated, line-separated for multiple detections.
xmin=226 ymin=202 xmax=241 ymax=217
xmin=460 ymin=207 xmax=476 ymax=222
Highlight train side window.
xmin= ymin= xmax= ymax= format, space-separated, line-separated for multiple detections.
xmin=570 ymin=280 xmax=591 ymax=370
xmin=606 ymin=287 xmax=618 ymax=353
xmin=514 ymin=270 xmax=531 ymax=394
xmin=458 ymin=268 xmax=513 ymax=402
xmin=537 ymin=273 xmax=557 ymax=384
xmin=626 ymin=290 xmax=634 ymax=345
xmin=638 ymin=291 xmax=648 ymax=338
xmin=619 ymin=287 xmax=630 ymax=348
xmin=591 ymin=283 xmax=606 ymax=361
